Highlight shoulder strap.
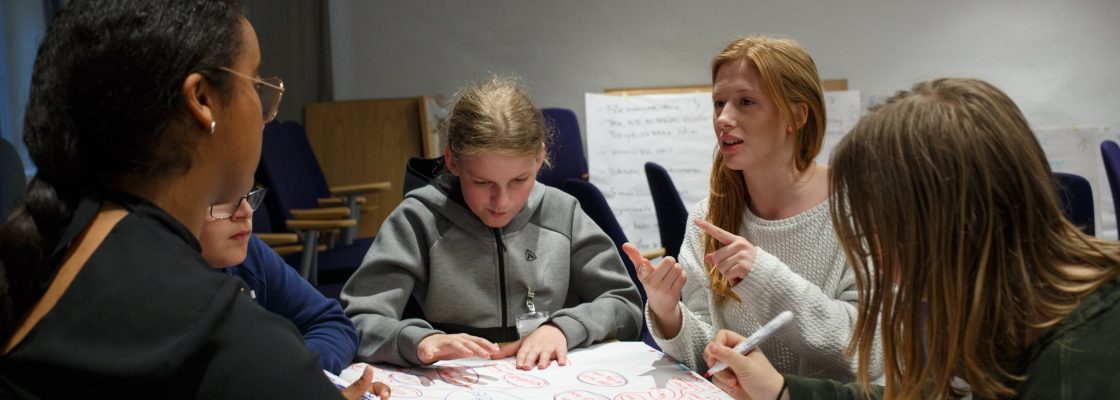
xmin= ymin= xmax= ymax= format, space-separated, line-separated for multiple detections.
xmin=3 ymin=203 xmax=128 ymax=355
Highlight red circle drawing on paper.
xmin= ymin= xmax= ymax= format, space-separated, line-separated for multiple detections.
xmin=648 ymin=388 xmax=679 ymax=400
xmin=554 ymin=390 xmax=611 ymax=400
xmin=577 ymin=370 xmax=629 ymax=387
xmin=388 ymin=386 xmax=422 ymax=398
xmin=612 ymin=393 xmax=649 ymax=400
xmin=390 ymin=372 xmax=434 ymax=386
xmin=487 ymin=360 xmax=520 ymax=374
xmin=436 ymin=364 xmax=479 ymax=387
xmin=446 ymin=390 xmax=522 ymax=400
xmin=681 ymin=393 xmax=724 ymax=400
xmin=503 ymin=373 xmax=550 ymax=388
xmin=667 ymin=374 xmax=706 ymax=391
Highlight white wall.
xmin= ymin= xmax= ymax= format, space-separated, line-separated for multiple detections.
xmin=328 ymin=0 xmax=1120 ymax=131
xmin=328 ymin=0 xmax=1120 ymax=237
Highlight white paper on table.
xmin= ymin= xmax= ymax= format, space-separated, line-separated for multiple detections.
xmin=336 ymin=342 xmax=732 ymax=399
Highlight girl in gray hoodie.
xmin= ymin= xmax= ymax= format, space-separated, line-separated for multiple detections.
xmin=342 ymin=77 xmax=643 ymax=370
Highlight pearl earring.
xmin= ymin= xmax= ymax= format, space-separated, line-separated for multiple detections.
xmin=210 ymin=120 xmax=216 ymax=134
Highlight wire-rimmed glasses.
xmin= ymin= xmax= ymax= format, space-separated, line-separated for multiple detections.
xmin=209 ymin=185 xmax=268 ymax=219
xmin=218 ymin=66 xmax=285 ymax=123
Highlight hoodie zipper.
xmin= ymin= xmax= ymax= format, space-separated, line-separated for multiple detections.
xmin=493 ymin=227 xmax=508 ymax=329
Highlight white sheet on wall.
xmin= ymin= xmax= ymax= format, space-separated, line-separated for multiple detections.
xmin=586 ymin=92 xmax=714 ymax=252
xmin=817 ymin=90 xmax=861 ymax=164
xmin=1036 ymin=125 xmax=1119 ymax=239
xmin=585 ymin=91 xmax=862 ymax=251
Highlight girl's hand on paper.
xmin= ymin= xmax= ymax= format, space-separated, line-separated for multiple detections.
xmin=694 ymin=219 xmax=757 ymax=285
xmin=492 ymin=322 xmax=568 ymax=370
xmin=621 ymin=242 xmax=686 ymax=331
xmin=340 ymin=366 xmax=392 ymax=400
xmin=703 ymin=329 xmax=785 ymax=400
xmin=417 ymin=333 xmax=500 ymax=364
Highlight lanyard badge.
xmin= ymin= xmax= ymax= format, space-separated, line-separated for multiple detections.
xmin=516 ymin=286 xmax=549 ymax=338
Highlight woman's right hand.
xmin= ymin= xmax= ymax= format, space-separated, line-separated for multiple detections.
xmin=621 ymin=242 xmax=686 ymax=336
xmin=417 ymin=333 xmax=500 ymax=364
xmin=703 ymin=329 xmax=786 ymax=400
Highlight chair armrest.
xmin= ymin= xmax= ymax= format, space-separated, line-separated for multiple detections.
xmin=287 ymin=219 xmax=357 ymax=231
xmin=255 ymin=233 xmax=299 ymax=246
xmin=330 ymin=181 xmax=392 ymax=196
xmin=289 ymin=207 xmax=350 ymax=220
xmin=270 ymin=244 xmax=303 ymax=257
xmin=318 ymin=196 xmax=366 ymax=207
xmin=640 ymin=247 xmax=666 ymax=260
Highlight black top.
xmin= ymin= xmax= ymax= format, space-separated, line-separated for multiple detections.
xmin=0 ymin=194 xmax=342 ymax=399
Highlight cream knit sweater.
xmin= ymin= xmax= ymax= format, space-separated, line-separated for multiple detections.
xmin=648 ymin=198 xmax=883 ymax=382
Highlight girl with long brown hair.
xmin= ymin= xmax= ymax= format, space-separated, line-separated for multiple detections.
xmin=704 ymin=78 xmax=1120 ymax=399
xmin=622 ymin=35 xmax=882 ymax=381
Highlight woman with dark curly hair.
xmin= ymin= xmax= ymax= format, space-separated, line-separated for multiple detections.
xmin=0 ymin=1 xmax=386 ymax=398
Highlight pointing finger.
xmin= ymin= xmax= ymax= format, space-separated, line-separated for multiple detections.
xmin=693 ymin=219 xmax=736 ymax=244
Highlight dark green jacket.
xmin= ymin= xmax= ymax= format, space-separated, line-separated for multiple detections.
xmin=785 ymin=276 xmax=1120 ymax=399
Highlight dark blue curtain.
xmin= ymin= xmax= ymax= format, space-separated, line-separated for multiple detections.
xmin=0 ymin=0 xmax=57 ymax=177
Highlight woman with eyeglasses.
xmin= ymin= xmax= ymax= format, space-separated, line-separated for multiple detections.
xmin=199 ymin=186 xmax=361 ymax=375
xmin=0 ymin=1 xmax=386 ymax=398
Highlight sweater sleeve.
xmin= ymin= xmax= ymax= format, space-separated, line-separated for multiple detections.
xmin=784 ymin=374 xmax=884 ymax=400
xmin=341 ymin=200 xmax=443 ymax=367
xmin=244 ymin=236 xmax=359 ymax=374
xmin=548 ymin=200 xmax=644 ymax=348
xmin=647 ymin=200 xmax=717 ymax=371
xmin=734 ymin=246 xmax=882 ymax=379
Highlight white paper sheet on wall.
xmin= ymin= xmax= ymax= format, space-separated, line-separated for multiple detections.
xmin=585 ymin=91 xmax=862 ymax=251
xmin=585 ymin=93 xmax=714 ymax=252
xmin=1036 ymin=125 xmax=1119 ymax=239
xmin=336 ymin=342 xmax=732 ymax=400
xmin=817 ymin=90 xmax=861 ymax=164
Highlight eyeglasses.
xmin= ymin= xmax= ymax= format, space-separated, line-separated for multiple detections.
xmin=218 ymin=67 xmax=285 ymax=123
xmin=209 ymin=185 xmax=268 ymax=219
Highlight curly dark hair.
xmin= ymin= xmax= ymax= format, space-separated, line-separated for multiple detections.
xmin=0 ymin=0 xmax=246 ymax=340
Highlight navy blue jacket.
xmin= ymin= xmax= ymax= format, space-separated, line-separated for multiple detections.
xmin=226 ymin=235 xmax=359 ymax=373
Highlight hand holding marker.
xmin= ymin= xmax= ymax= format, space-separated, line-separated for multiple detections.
xmin=704 ymin=311 xmax=794 ymax=378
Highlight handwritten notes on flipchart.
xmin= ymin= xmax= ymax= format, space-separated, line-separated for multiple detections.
xmin=586 ymin=93 xmax=713 ymax=251
xmin=818 ymin=91 xmax=861 ymax=164
xmin=1036 ymin=125 xmax=1119 ymax=239
xmin=585 ymin=91 xmax=862 ymax=251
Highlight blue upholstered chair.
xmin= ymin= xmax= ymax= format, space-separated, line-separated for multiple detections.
xmin=255 ymin=121 xmax=384 ymax=294
xmin=537 ymin=108 xmax=589 ymax=188
xmin=644 ymin=162 xmax=688 ymax=259
xmin=559 ymin=178 xmax=660 ymax=349
xmin=1053 ymin=172 xmax=1094 ymax=236
xmin=1 ymin=137 xmax=27 ymax=221
xmin=402 ymin=156 xmax=445 ymax=197
xmin=1100 ymin=140 xmax=1120 ymax=229
xmin=256 ymin=121 xmax=389 ymax=245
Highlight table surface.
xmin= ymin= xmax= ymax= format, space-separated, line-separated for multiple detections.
xmin=338 ymin=341 xmax=734 ymax=400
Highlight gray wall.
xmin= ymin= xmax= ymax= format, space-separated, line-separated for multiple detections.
xmin=246 ymin=0 xmax=332 ymax=125
xmin=327 ymin=0 xmax=1120 ymax=132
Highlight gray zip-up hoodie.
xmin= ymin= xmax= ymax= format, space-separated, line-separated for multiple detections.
xmin=342 ymin=175 xmax=643 ymax=367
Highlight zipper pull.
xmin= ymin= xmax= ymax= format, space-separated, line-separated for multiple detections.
xmin=526 ymin=286 xmax=536 ymax=313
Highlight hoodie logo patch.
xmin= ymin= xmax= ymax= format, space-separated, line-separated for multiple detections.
xmin=525 ymin=249 xmax=537 ymax=261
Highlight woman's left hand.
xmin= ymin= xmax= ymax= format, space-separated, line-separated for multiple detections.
xmin=694 ymin=219 xmax=757 ymax=285
xmin=491 ymin=323 xmax=569 ymax=370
